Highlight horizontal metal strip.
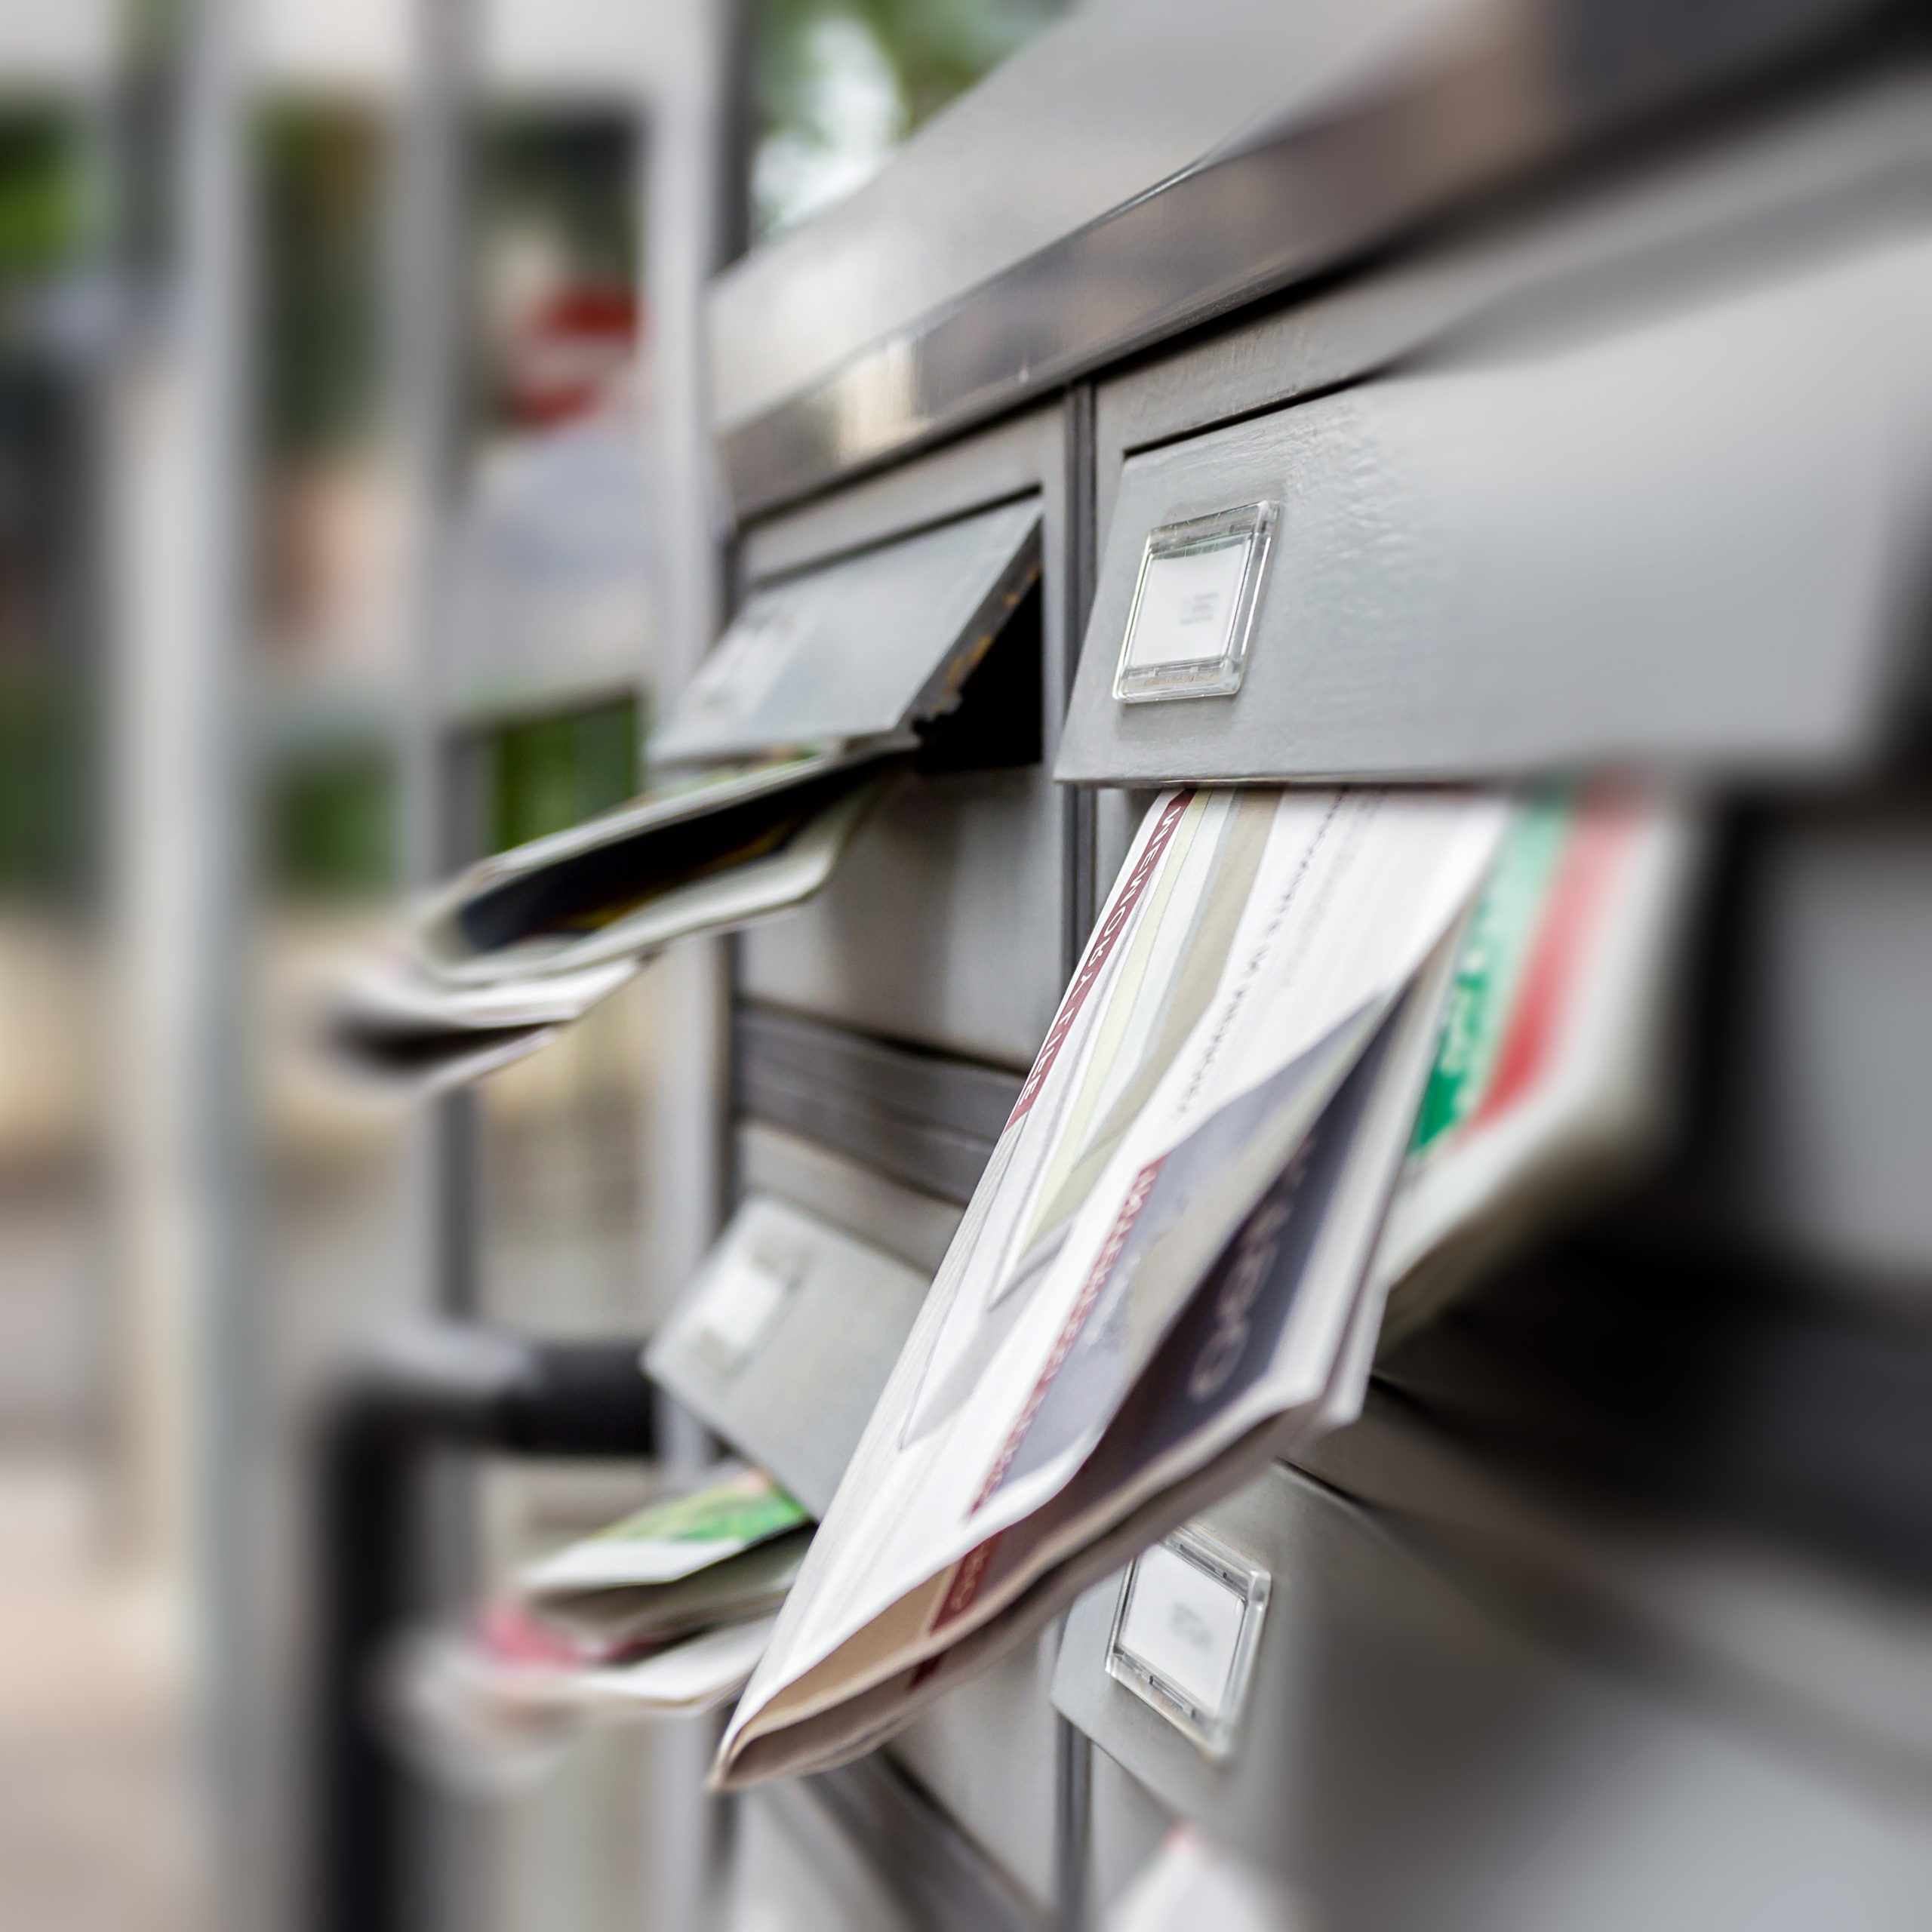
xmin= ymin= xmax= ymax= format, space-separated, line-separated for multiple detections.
xmin=736 ymin=1001 xmax=1025 ymax=1143
xmin=736 ymin=1063 xmax=1000 ymax=1207
xmin=721 ymin=5 xmax=1893 ymax=517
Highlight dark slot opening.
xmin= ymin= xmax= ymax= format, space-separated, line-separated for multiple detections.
xmin=454 ymin=756 xmax=894 ymax=953
xmin=912 ymin=575 xmax=1044 ymax=775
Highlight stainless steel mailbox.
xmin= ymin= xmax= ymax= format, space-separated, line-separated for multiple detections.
xmin=645 ymin=1194 xmax=931 ymax=1518
xmin=1052 ymin=1460 xmax=1932 ymax=1930
xmin=685 ymin=22 xmax=1932 ymax=1932
xmin=651 ymin=496 xmax=1041 ymax=768
xmin=716 ymin=1126 xmax=1063 ymax=1907
xmin=1061 ymin=232 xmax=1932 ymax=790
xmin=733 ymin=408 xmax=1077 ymax=1068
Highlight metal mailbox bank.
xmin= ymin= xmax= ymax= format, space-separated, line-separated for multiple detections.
xmin=649 ymin=3 xmax=1932 ymax=1927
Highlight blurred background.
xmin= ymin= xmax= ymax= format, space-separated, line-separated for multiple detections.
xmin=0 ymin=2 xmax=1066 ymax=1927
xmin=16 ymin=2 xmax=1932 ymax=1930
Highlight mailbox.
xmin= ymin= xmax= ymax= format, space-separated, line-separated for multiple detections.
xmin=645 ymin=1195 xmax=934 ymax=1519
xmin=1052 ymin=1457 xmax=1932 ymax=1930
xmin=1062 ymin=232 xmax=1932 ymax=794
xmin=681 ymin=10 xmax=1932 ymax=1929
xmin=718 ymin=408 xmax=1079 ymax=1072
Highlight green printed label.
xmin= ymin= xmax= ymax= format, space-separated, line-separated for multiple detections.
xmin=589 ymin=1467 xmax=808 ymax=1549
xmin=1410 ymin=797 xmax=1574 ymax=1158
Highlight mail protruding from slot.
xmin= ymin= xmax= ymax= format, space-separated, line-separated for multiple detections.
xmin=330 ymin=498 xmax=1042 ymax=1097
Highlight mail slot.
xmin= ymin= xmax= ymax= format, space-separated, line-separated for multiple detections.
xmin=1053 ymin=1460 xmax=1932 ymax=1927
xmin=710 ymin=1124 xmax=1063 ymax=1908
xmin=1062 ymin=230 xmax=1932 ymax=791
xmin=723 ymin=407 xmax=1077 ymax=1069
xmin=645 ymin=1193 xmax=933 ymax=1518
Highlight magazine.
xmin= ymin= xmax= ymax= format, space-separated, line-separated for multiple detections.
xmin=712 ymin=787 xmax=1505 ymax=1785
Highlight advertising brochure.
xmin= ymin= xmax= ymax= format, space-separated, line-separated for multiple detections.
xmin=326 ymin=952 xmax=641 ymax=1097
xmin=1370 ymin=786 xmax=1700 ymax=1339
xmin=524 ymin=1463 xmax=811 ymax=1650
xmin=416 ymin=744 xmax=903 ymax=986
xmin=712 ymin=787 xmax=1506 ymax=1785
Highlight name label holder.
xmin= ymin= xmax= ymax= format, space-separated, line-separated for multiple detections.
xmin=1106 ymin=1523 xmax=1271 ymax=1760
xmin=1113 ymin=501 xmax=1278 ymax=704
xmin=687 ymin=1247 xmax=801 ymax=1377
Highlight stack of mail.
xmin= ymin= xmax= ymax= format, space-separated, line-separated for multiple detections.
xmin=711 ymin=783 xmax=1696 ymax=1785
xmin=1370 ymin=784 xmax=1698 ymax=1339
xmin=400 ymin=1464 xmax=809 ymax=1768
xmin=327 ymin=745 xmax=902 ymax=1094
xmin=330 ymin=496 xmax=1044 ymax=1096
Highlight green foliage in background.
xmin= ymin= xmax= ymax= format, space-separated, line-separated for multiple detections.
xmin=0 ymin=660 xmax=89 ymax=901
xmin=0 ymin=113 xmax=86 ymax=286
xmin=832 ymin=0 xmax=1069 ymax=132
xmin=267 ymin=749 xmax=397 ymax=903
xmin=263 ymin=696 xmax=642 ymax=901
xmin=257 ymin=108 xmax=384 ymax=460
xmin=485 ymin=697 xmax=639 ymax=855
xmin=0 ymin=337 xmax=96 ymax=908
xmin=752 ymin=0 xmax=1068 ymax=239
xmin=479 ymin=112 xmax=640 ymax=289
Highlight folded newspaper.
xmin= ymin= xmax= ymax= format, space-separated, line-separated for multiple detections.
xmin=324 ymin=952 xmax=642 ymax=1100
xmin=392 ymin=1601 xmax=780 ymax=1791
xmin=327 ymin=744 xmax=901 ymax=1089
xmin=418 ymin=1600 xmax=783 ymax=1725
xmin=712 ymin=786 xmax=1509 ymax=1786
xmin=414 ymin=743 xmax=901 ymax=986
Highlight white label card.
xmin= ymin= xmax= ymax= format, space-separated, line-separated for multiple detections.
xmin=689 ymin=1248 xmax=798 ymax=1375
xmin=1107 ymin=1525 xmax=1270 ymax=1758
xmin=1114 ymin=502 xmax=1277 ymax=704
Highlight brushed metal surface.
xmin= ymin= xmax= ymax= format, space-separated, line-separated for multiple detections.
xmin=734 ymin=410 xmax=1073 ymax=1066
xmin=1706 ymin=806 xmax=1932 ymax=1287
xmin=651 ymin=495 xmax=1041 ymax=764
xmin=734 ymin=1788 xmax=913 ymax=1932
xmin=1091 ymin=70 xmax=1932 ymax=543
xmin=1084 ymin=1746 xmax=1176 ymax=1918
xmin=1297 ymin=1388 xmax=1932 ymax=1783
xmin=888 ymin=1629 xmax=1066 ymax=1912
xmin=738 ymin=763 xmax=1068 ymax=1071
xmin=643 ymin=1193 xmax=931 ymax=1518
xmin=734 ymin=1002 xmax=1023 ymax=1202
xmin=760 ymin=1752 xmax=1049 ymax=1932
xmin=1060 ymin=231 xmax=1932 ymax=786
xmin=734 ymin=1121 xmax=965 ymax=1276
xmin=710 ymin=0 xmax=1397 ymax=435
xmin=715 ymin=0 xmax=1894 ymax=516
xmin=1053 ymin=1463 xmax=1932 ymax=1930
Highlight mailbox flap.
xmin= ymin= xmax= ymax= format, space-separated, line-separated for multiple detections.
xmin=645 ymin=1195 xmax=932 ymax=1518
xmin=652 ymin=497 xmax=1043 ymax=766
xmin=1050 ymin=1461 xmax=1929 ymax=1924
xmin=1058 ymin=235 xmax=1932 ymax=787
